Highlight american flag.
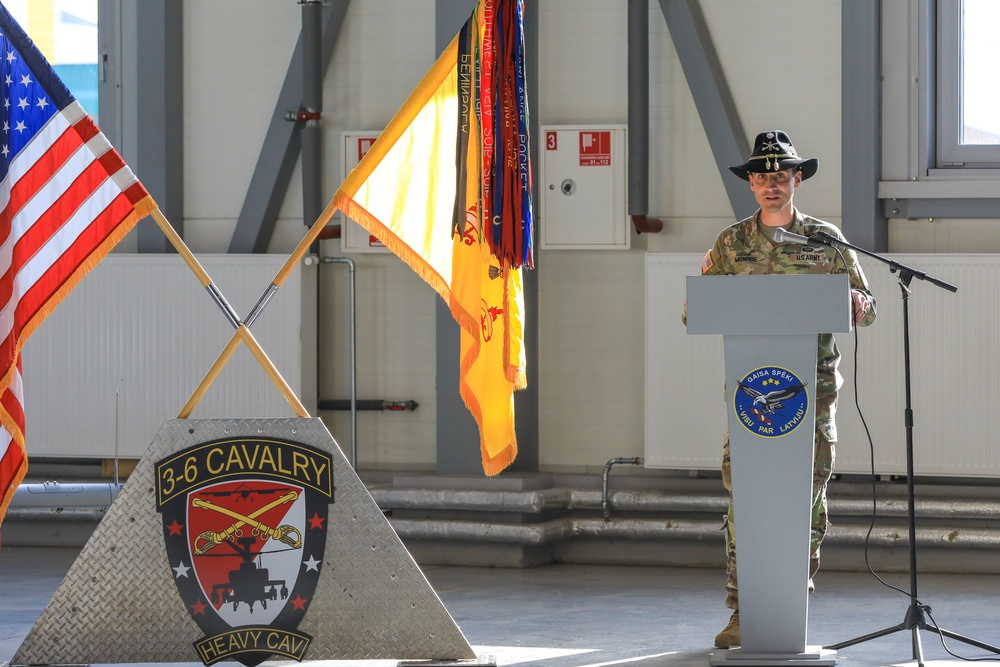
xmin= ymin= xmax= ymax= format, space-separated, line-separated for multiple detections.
xmin=0 ymin=6 xmax=154 ymax=527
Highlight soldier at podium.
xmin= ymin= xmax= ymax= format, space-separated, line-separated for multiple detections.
xmin=691 ymin=131 xmax=878 ymax=649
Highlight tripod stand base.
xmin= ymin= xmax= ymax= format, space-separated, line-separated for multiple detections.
xmin=826 ymin=602 xmax=1000 ymax=661
xmin=828 ymin=623 xmax=1000 ymax=653
xmin=710 ymin=645 xmax=837 ymax=666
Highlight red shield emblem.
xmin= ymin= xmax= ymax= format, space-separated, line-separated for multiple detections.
xmin=156 ymin=437 xmax=334 ymax=666
xmin=187 ymin=480 xmax=305 ymax=625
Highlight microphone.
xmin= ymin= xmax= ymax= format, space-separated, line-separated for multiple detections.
xmin=773 ymin=227 xmax=833 ymax=247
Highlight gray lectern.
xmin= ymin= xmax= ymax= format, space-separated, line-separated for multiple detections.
xmin=687 ymin=274 xmax=850 ymax=666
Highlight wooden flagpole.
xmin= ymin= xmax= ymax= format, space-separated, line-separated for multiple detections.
xmin=245 ymin=197 xmax=340 ymax=325
xmin=177 ymin=334 xmax=242 ymax=419
xmin=182 ymin=198 xmax=342 ymax=415
xmin=147 ymin=207 xmax=309 ymax=418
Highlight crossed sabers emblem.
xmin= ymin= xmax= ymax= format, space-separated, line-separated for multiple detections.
xmin=192 ymin=490 xmax=303 ymax=555
xmin=148 ymin=202 xmax=338 ymax=418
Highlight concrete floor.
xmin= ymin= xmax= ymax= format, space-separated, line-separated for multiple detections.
xmin=2 ymin=545 xmax=999 ymax=667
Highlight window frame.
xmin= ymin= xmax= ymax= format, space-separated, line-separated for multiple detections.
xmin=936 ymin=0 xmax=1000 ymax=168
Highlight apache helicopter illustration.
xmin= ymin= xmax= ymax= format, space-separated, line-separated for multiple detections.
xmin=190 ymin=488 xmax=303 ymax=613
xmin=206 ymin=536 xmax=290 ymax=612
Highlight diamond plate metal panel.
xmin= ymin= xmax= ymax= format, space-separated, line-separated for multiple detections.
xmin=13 ymin=419 xmax=474 ymax=665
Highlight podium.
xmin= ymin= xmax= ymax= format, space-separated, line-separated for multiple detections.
xmin=686 ymin=274 xmax=850 ymax=666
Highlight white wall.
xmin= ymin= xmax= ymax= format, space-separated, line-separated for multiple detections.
xmin=172 ymin=1 xmax=1000 ymax=473
xmin=182 ymin=1 xmax=301 ymax=251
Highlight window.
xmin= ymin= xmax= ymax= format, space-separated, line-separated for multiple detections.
xmin=6 ymin=0 xmax=99 ymax=121
xmin=938 ymin=0 xmax=1000 ymax=167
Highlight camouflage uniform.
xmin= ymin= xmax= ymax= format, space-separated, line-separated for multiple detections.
xmin=701 ymin=210 xmax=877 ymax=611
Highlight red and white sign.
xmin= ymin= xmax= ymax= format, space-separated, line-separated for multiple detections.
xmin=579 ymin=131 xmax=612 ymax=166
xmin=352 ymin=137 xmax=385 ymax=248
xmin=357 ymin=137 xmax=377 ymax=161
xmin=545 ymin=131 xmax=558 ymax=151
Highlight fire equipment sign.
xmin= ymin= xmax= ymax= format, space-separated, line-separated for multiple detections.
xmin=579 ymin=131 xmax=612 ymax=166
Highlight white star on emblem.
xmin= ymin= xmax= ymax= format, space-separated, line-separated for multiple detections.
xmin=302 ymin=555 xmax=321 ymax=572
xmin=36 ymin=97 xmax=48 ymax=110
xmin=14 ymin=120 xmax=26 ymax=133
xmin=173 ymin=560 xmax=191 ymax=578
xmin=4 ymin=74 xmax=11 ymax=85
xmin=17 ymin=97 xmax=28 ymax=110
xmin=1 ymin=145 xmax=8 ymax=157
xmin=20 ymin=73 xmax=32 ymax=86
xmin=5 ymin=51 xmax=16 ymax=63
xmin=2 ymin=121 xmax=7 ymax=133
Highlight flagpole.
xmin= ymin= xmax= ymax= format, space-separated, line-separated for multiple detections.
xmin=147 ymin=207 xmax=309 ymax=418
xmin=176 ymin=200 xmax=338 ymax=416
xmin=236 ymin=325 xmax=309 ymax=415
xmin=244 ymin=198 xmax=340 ymax=326
xmin=176 ymin=325 xmax=309 ymax=419
xmin=150 ymin=208 xmax=241 ymax=327
xmin=176 ymin=335 xmax=240 ymax=419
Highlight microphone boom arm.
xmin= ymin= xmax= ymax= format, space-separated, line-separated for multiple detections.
xmin=810 ymin=232 xmax=958 ymax=294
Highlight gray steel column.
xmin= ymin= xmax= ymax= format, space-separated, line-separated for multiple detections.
xmin=842 ymin=1 xmax=887 ymax=251
xmin=96 ymin=0 xmax=120 ymax=144
xmin=628 ymin=0 xmax=649 ymax=217
xmin=229 ymin=2 xmax=350 ymax=254
xmin=628 ymin=0 xmax=663 ymax=234
xmin=301 ymin=0 xmax=324 ymax=229
xmin=101 ymin=0 xmax=183 ymax=251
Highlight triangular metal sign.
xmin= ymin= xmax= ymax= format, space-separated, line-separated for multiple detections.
xmin=13 ymin=418 xmax=475 ymax=666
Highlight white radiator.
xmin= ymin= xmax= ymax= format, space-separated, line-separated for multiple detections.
xmin=22 ymin=254 xmax=316 ymax=460
xmin=646 ymin=252 xmax=1000 ymax=478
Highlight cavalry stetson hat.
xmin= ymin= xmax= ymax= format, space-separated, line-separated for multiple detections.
xmin=728 ymin=130 xmax=818 ymax=181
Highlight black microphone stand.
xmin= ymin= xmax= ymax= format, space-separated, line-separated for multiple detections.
xmin=808 ymin=233 xmax=999 ymax=666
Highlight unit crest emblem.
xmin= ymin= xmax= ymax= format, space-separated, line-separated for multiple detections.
xmin=733 ymin=366 xmax=809 ymax=438
xmin=156 ymin=437 xmax=334 ymax=666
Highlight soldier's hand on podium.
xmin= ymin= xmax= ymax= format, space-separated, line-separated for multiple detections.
xmin=851 ymin=289 xmax=870 ymax=329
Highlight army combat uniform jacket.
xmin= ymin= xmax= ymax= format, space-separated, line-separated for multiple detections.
xmin=699 ymin=209 xmax=877 ymax=441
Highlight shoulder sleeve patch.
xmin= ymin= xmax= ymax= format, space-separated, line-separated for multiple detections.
xmin=701 ymin=251 xmax=714 ymax=274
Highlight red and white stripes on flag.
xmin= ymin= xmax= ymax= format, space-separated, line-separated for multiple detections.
xmin=0 ymin=360 xmax=22 ymax=517
xmin=0 ymin=99 xmax=154 ymax=523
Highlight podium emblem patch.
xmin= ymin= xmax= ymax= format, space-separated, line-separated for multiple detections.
xmin=733 ymin=366 xmax=808 ymax=438
xmin=156 ymin=437 xmax=334 ymax=666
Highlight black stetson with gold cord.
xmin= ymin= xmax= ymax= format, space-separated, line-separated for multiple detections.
xmin=728 ymin=130 xmax=819 ymax=181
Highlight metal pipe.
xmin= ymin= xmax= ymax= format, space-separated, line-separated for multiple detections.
xmin=321 ymin=256 xmax=357 ymax=468
xmin=244 ymin=283 xmax=278 ymax=328
xmin=12 ymin=481 xmax=122 ymax=509
xmin=205 ymin=283 xmax=242 ymax=329
xmin=318 ymin=399 xmax=418 ymax=412
xmin=114 ymin=377 xmax=123 ymax=486
xmin=387 ymin=516 xmax=1000 ymax=551
xmin=15 ymin=478 xmax=999 ymax=524
xmin=602 ymin=456 xmax=644 ymax=521
xmin=373 ymin=487 xmax=575 ymax=514
xmin=6 ymin=499 xmax=1000 ymax=558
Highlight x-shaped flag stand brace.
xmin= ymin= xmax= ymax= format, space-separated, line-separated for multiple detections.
xmin=148 ymin=197 xmax=337 ymax=419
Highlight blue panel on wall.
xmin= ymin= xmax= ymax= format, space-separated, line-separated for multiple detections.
xmin=55 ymin=63 xmax=99 ymax=121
